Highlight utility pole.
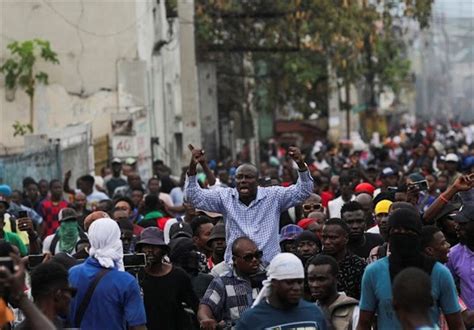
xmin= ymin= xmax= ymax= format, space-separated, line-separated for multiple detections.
xmin=178 ymin=0 xmax=202 ymax=161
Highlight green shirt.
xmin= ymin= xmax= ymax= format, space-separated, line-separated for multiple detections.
xmin=4 ymin=231 xmax=28 ymax=256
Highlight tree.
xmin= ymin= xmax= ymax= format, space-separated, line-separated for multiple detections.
xmin=0 ymin=39 xmax=59 ymax=136
xmin=195 ymin=0 xmax=433 ymax=139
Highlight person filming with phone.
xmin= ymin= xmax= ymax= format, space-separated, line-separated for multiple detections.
xmin=185 ymin=145 xmax=313 ymax=266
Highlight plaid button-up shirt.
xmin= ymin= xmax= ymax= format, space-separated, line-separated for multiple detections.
xmin=185 ymin=170 xmax=313 ymax=264
xmin=200 ymin=269 xmax=260 ymax=324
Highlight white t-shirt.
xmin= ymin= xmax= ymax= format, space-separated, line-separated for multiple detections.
xmin=367 ymin=225 xmax=380 ymax=234
xmin=42 ymin=233 xmax=83 ymax=255
xmin=328 ymin=195 xmax=355 ymax=218
xmin=163 ymin=218 xmax=178 ymax=244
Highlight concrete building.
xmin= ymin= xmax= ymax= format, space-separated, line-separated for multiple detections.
xmin=0 ymin=0 xmax=216 ymax=182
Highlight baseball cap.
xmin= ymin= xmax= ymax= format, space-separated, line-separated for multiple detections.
xmin=355 ymin=183 xmax=375 ymax=196
xmin=58 ymin=208 xmax=78 ymax=222
xmin=445 ymin=153 xmax=459 ymax=163
xmin=280 ymin=224 xmax=303 ymax=243
xmin=452 ymin=204 xmax=474 ymax=223
xmin=375 ymin=200 xmax=393 ymax=215
xmin=381 ymin=167 xmax=396 ymax=178
xmin=297 ymin=218 xmax=316 ymax=230
xmin=111 ymin=157 xmax=122 ymax=164
xmin=125 ymin=157 xmax=136 ymax=166
xmin=169 ymin=222 xmax=193 ymax=240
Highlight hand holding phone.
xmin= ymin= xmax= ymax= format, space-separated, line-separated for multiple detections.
xmin=17 ymin=218 xmax=33 ymax=232
xmin=18 ymin=211 xmax=27 ymax=219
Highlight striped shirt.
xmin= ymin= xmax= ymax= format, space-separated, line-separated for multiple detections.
xmin=185 ymin=170 xmax=313 ymax=264
xmin=200 ymin=269 xmax=260 ymax=324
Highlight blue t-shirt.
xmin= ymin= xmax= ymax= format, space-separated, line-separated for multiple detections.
xmin=359 ymin=257 xmax=460 ymax=330
xmin=68 ymin=257 xmax=146 ymax=330
xmin=236 ymin=299 xmax=328 ymax=330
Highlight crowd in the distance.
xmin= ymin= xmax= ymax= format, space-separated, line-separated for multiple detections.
xmin=0 ymin=121 xmax=472 ymax=329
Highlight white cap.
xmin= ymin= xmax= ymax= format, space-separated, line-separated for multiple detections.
xmin=445 ymin=153 xmax=459 ymax=163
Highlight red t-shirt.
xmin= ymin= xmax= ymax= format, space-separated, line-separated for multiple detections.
xmin=39 ymin=199 xmax=69 ymax=237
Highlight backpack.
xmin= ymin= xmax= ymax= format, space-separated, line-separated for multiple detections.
xmin=49 ymin=229 xmax=88 ymax=255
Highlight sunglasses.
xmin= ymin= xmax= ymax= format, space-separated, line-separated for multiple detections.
xmin=302 ymin=203 xmax=322 ymax=211
xmin=234 ymin=250 xmax=263 ymax=262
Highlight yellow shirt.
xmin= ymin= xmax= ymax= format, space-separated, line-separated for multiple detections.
xmin=3 ymin=214 xmax=29 ymax=246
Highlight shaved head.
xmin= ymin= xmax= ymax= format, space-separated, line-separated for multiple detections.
xmin=236 ymin=163 xmax=258 ymax=176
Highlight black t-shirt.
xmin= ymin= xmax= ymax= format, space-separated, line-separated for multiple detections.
xmin=191 ymin=272 xmax=214 ymax=300
xmin=348 ymin=233 xmax=384 ymax=259
xmin=106 ymin=177 xmax=127 ymax=196
xmin=140 ymin=266 xmax=199 ymax=330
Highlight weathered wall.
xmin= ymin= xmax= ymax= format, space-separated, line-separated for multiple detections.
xmin=0 ymin=0 xmax=139 ymax=151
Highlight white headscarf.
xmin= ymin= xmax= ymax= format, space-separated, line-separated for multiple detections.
xmin=88 ymin=218 xmax=124 ymax=271
xmin=252 ymin=253 xmax=305 ymax=307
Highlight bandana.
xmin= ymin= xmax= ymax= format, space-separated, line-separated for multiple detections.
xmin=251 ymin=253 xmax=304 ymax=307
xmin=58 ymin=221 xmax=79 ymax=254
xmin=88 ymin=218 xmax=124 ymax=271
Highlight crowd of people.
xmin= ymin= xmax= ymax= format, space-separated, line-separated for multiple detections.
xmin=0 ymin=121 xmax=473 ymax=329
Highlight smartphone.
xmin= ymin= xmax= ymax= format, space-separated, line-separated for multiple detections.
xmin=18 ymin=210 xmax=27 ymax=219
xmin=409 ymin=180 xmax=428 ymax=191
xmin=28 ymin=255 xmax=45 ymax=269
xmin=0 ymin=257 xmax=14 ymax=273
xmin=123 ymin=253 xmax=146 ymax=268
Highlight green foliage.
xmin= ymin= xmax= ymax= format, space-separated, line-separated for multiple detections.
xmin=0 ymin=39 xmax=59 ymax=95
xmin=195 ymin=0 xmax=433 ymax=118
xmin=12 ymin=121 xmax=33 ymax=137
xmin=0 ymin=39 xmax=59 ymax=135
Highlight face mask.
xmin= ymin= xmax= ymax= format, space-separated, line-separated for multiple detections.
xmin=59 ymin=221 xmax=79 ymax=254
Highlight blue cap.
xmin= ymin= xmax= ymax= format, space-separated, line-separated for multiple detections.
xmin=0 ymin=185 xmax=12 ymax=197
xmin=280 ymin=224 xmax=303 ymax=243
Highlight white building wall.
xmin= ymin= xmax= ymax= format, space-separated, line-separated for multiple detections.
xmin=0 ymin=0 xmax=139 ymax=152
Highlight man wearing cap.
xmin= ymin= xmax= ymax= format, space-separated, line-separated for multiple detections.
xmin=42 ymin=208 xmax=87 ymax=255
xmin=444 ymin=153 xmax=462 ymax=185
xmin=355 ymin=183 xmax=375 ymax=196
xmin=279 ymin=224 xmax=303 ymax=254
xmin=136 ymin=227 xmax=198 ymax=329
xmin=207 ymin=223 xmax=226 ymax=270
xmin=236 ymin=253 xmax=327 ymax=330
xmin=104 ymin=158 xmax=127 ymax=196
xmin=373 ymin=167 xmax=398 ymax=197
xmin=296 ymin=230 xmax=321 ymax=266
xmin=367 ymin=199 xmax=392 ymax=236
xmin=357 ymin=208 xmax=463 ymax=330
xmin=446 ymin=203 xmax=474 ymax=310
xmin=186 ymin=146 xmax=313 ymax=266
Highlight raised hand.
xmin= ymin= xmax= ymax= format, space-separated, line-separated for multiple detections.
xmin=188 ymin=144 xmax=206 ymax=165
xmin=288 ymin=146 xmax=306 ymax=169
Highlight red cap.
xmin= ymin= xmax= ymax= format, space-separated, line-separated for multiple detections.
xmin=297 ymin=218 xmax=316 ymax=230
xmin=355 ymin=182 xmax=375 ymax=196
